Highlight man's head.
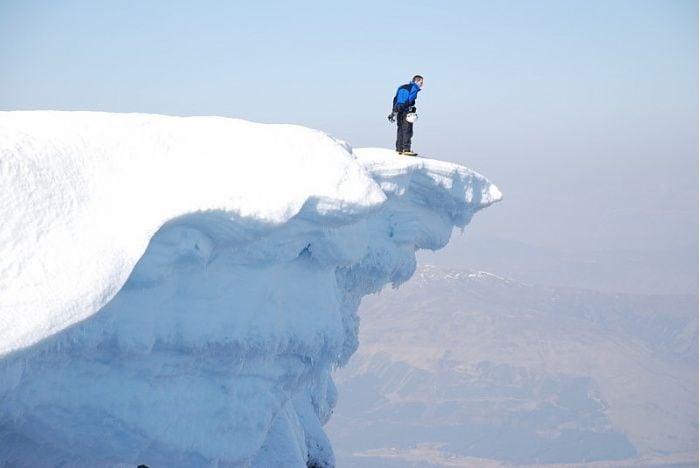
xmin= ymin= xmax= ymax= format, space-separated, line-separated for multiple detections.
xmin=412 ymin=75 xmax=424 ymax=87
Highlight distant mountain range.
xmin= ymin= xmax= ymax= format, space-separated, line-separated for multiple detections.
xmin=326 ymin=265 xmax=698 ymax=467
xmin=418 ymin=236 xmax=699 ymax=296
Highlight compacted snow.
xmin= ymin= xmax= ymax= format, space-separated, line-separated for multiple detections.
xmin=0 ymin=111 xmax=500 ymax=466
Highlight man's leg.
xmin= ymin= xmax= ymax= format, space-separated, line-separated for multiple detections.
xmin=397 ymin=112 xmax=409 ymax=152
xmin=405 ymin=121 xmax=413 ymax=151
xmin=395 ymin=117 xmax=402 ymax=152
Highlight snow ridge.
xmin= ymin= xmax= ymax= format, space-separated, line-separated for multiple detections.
xmin=0 ymin=112 xmax=500 ymax=466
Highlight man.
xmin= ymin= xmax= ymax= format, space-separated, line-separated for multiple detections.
xmin=389 ymin=75 xmax=423 ymax=156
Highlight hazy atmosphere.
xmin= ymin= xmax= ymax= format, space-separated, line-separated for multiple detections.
xmin=1 ymin=1 xmax=697 ymax=466
xmin=2 ymin=0 xmax=697 ymax=295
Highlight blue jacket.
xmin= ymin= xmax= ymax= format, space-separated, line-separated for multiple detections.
xmin=393 ymin=82 xmax=421 ymax=112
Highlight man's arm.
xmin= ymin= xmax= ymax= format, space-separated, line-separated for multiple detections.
xmin=407 ymin=87 xmax=419 ymax=108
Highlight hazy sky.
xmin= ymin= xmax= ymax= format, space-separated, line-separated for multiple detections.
xmin=1 ymin=0 xmax=697 ymax=288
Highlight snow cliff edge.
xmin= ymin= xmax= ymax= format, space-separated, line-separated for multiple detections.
xmin=0 ymin=111 xmax=501 ymax=466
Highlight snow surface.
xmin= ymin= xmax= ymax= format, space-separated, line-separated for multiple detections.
xmin=0 ymin=111 xmax=500 ymax=466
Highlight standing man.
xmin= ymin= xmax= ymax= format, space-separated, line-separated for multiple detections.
xmin=389 ymin=75 xmax=423 ymax=156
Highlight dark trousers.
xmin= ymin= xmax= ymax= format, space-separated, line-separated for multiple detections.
xmin=395 ymin=112 xmax=413 ymax=152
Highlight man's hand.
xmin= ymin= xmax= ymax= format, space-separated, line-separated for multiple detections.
xmin=387 ymin=111 xmax=397 ymax=123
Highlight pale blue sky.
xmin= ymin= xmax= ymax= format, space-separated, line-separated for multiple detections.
xmin=1 ymin=0 xmax=697 ymax=291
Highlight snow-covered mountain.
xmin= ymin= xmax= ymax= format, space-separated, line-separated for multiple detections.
xmin=327 ymin=265 xmax=698 ymax=467
xmin=0 ymin=112 xmax=500 ymax=466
